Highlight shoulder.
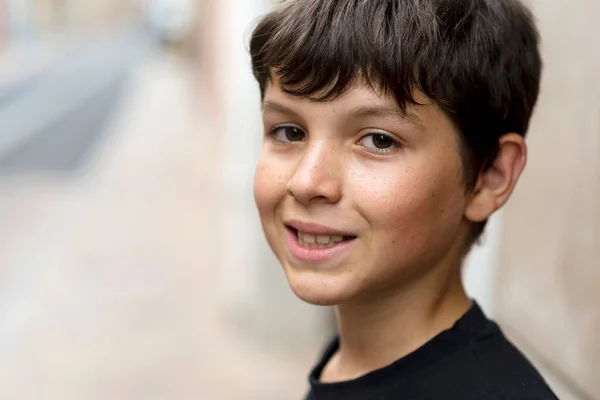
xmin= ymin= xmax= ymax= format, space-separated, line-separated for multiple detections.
xmin=466 ymin=322 xmax=559 ymax=400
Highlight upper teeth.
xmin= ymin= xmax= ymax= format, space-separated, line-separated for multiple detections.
xmin=297 ymin=231 xmax=344 ymax=244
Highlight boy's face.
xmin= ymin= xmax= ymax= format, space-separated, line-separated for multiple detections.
xmin=254 ymin=76 xmax=472 ymax=306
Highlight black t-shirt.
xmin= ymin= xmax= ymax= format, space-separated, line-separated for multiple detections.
xmin=306 ymin=303 xmax=559 ymax=400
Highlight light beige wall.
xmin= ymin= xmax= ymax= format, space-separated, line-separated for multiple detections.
xmin=497 ymin=1 xmax=600 ymax=399
xmin=64 ymin=0 xmax=140 ymax=34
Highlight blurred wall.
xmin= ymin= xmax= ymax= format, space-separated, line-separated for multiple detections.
xmin=496 ymin=1 xmax=600 ymax=399
xmin=3 ymin=0 xmax=35 ymax=41
xmin=196 ymin=0 xmax=334 ymax=351
xmin=63 ymin=0 xmax=141 ymax=33
xmin=463 ymin=213 xmax=504 ymax=317
xmin=0 ymin=1 xmax=6 ymax=49
xmin=1 ymin=0 xmax=141 ymax=45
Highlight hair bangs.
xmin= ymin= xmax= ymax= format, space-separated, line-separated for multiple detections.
xmin=250 ymin=0 xmax=434 ymax=110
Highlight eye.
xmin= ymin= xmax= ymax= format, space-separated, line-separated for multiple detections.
xmin=358 ymin=133 xmax=400 ymax=153
xmin=269 ymin=125 xmax=306 ymax=143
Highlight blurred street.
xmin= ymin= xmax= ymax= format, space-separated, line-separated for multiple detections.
xmin=0 ymin=29 xmax=147 ymax=172
xmin=0 ymin=27 xmax=312 ymax=399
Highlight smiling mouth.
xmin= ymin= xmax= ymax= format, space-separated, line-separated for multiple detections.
xmin=286 ymin=226 xmax=356 ymax=249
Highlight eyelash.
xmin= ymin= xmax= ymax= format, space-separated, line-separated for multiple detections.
xmin=268 ymin=125 xmax=306 ymax=142
xmin=359 ymin=131 xmax=401 ymax=154
xmin=267 ymin=125 xmax=401 ymax=154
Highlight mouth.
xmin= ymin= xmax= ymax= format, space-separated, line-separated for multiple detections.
xmin=282 ymin=220 xmax=358 ymax=264
xmin=285 ymin=226 xmax=356 ymax=250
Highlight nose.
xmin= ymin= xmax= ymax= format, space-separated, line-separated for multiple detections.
xmin=286 ymin=141 xmax=342 ymax=205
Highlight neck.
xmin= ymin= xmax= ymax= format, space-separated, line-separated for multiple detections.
xmin=323 ymin=266 xmax=471 ymax=382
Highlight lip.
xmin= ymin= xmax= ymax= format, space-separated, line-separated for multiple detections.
xmin=284 ymin=224 xmax=356 ymax=264
xmin=284 ymin=219 xmax=356 ymax=237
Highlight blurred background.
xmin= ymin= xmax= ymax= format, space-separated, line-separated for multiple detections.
xmin=0 ymin=0 xmax=597 ymax=399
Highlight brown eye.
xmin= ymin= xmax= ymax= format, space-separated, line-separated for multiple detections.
xmin=372 ymin=134 xmax=394 ymax=149
xmin=270 ymin=126 xmax=306 ymax=143
xmin=359 ymin=133 xmax=399 ymax=153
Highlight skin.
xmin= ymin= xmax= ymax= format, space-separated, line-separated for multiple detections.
xmin=254 ymin=75 xmax=527 ymax=382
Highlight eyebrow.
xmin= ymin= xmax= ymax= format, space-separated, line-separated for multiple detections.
xmin=262 ymin=100 xmax=297 ymax=115
xmin=262 ymin=100 xmax=423 ymax=128
xmin=348 ymin=105 xmax=423 ymax=128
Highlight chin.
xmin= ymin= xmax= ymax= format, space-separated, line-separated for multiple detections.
xmin=284 ymin=266 xmax=355 ymax=306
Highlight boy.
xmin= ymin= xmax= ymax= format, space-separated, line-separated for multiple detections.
xmin=250 ymin=0 xmax=558 ymax=398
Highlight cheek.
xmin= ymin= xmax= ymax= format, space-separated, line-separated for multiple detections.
xmin=351 ymin=160 xmax=465 ymax=254
xmin=253 ymin=155 xmax=287 ymax=218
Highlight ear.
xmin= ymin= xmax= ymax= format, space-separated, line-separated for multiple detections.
xmin=465 ymin=133 xmax=527 ymax=223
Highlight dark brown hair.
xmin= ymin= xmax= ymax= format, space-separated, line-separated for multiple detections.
xmin=250 ymin=0 xmax=542 ymax=246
